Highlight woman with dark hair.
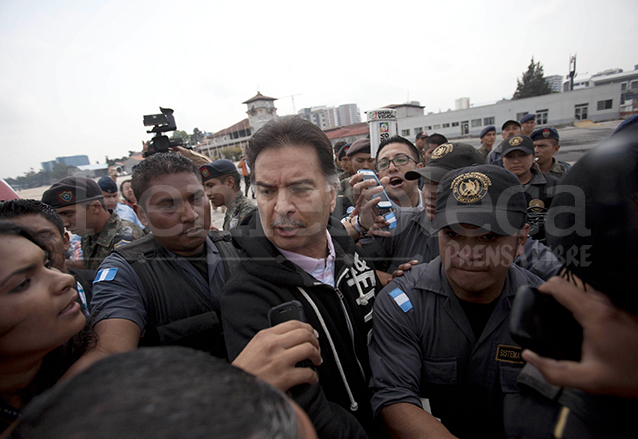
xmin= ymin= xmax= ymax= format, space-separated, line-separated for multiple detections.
xmin=0 ymin=221 xmax=94 ymax=433
xmin=119 ymin=179 xmax=136 ymax=208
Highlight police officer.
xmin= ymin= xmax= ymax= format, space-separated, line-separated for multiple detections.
xmin=520 ymin=113 xmax=537 ymax=136
xmin=369 ymin=164 xmax=544 ymax=439
xmin=502 ymin=135 xmax=561 ymax=209
xmin=478 ymin=125 xmax=496 ymax=159
xmin=97 ymin=176 xmax=144 ymax=228
xmin=530 ymin=127 xmax=571 ymax=178
xmin=42 ymin=176 xmax=144 ymax=270
xmin=487 ymin=120 xmax=523 ymax=166
xmin=414 ymin=131 xmax=428 ymax=159
xmin=200 ymin=160 xmax=255 ymax=231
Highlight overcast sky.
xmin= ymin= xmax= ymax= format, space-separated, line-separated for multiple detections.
xmin=1 ymin=0 xmax=636 ymax=179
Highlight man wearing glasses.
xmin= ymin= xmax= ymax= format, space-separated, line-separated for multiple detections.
xmin=374 ymin=136 xmax=424 ymax=208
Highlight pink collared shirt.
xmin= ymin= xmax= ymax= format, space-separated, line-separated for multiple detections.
xmin=276 ymin=230 xmax=336 ymax=287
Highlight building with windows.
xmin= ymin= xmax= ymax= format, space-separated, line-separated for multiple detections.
xmin=337 ymin=104 xmax=361 ymax=126
xmin=546 ymin=75 xmax=563 ymax=93
xmin=395 ymin=83 xmax=621 ymax=139
xmin=195 ymin=92 xmax=278 ymax=159
xmin=298 ymin=103 xmax=361 ymax=130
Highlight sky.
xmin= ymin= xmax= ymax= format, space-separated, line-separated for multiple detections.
xmin=1 ymin=0 xmax=637 ymax=179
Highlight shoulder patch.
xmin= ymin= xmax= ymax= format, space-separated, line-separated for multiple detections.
xmin=113 ymin=239 xmax=132 ymax=250
xmin=93 ymin=268 xmax=118 ymax=283
xmin=388 ymin=288 xmax=413 ymax=312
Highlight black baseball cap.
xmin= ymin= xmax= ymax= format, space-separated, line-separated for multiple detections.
xmin=432 ymin=164 xmax=527 ymax=236
xmin=500 ymin=135 xmax=535 ymax=156
xmin=520 ymin=114 xmax=536 ymax=124
xmin=415 ymin=131 xmax=428 ymax=140
xmin=199 ymin=160 xmax=238 ymax=182
xmin=405 ymin=142 xmax=485 ymax=183
xmin=502 ymin=120 xmax=521 ymax=131
xmin=42 ymin=176 xmax=104 ymax=209
xmin=530 ymin=127 xmax=559 ymax=142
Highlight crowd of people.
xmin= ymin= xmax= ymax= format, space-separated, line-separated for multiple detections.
xmin=0 ymin=114 xmax=637 ymax=439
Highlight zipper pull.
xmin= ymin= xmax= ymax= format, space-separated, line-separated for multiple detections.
xmin=335 ymin=287 xmax=344 ymax=300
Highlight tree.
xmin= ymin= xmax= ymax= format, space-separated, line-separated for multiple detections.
xmin=171 ymin=130 xmax=190 ymax=145
xmin=513 ymin=58 xmax=554 ymax=100
xmin=191 ymin=127 xmax=204 ymax=146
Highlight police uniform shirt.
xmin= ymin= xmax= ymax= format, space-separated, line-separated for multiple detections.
xmin=222 ymin=192 xmax=255 ymax=231
xmin=369 ymin=257 xmax=544 ymax=438
xmin=523 ymin=168 xmax=561 ymax=210
xmin=90 ymin=235 xmax=225 ymax=332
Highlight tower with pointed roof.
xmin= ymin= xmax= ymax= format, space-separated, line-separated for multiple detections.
xmin=243 ymin=92 xmax=278 ymax=133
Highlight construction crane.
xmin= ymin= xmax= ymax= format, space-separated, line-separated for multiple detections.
xmin=279 ymin=93 xmax=303 ymax=115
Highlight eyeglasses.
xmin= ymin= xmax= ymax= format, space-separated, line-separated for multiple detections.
xmin=375 ymin=154 xmax=417 ymax=172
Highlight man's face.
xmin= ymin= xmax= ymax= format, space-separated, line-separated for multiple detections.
xmin=502 ymin=124 xmax=522 ymax=140
xmin=338 ymin=156 xmax=353 ymax=175
xmin=503 ymin=151 xmax=534 ymax=180
xmin=533 ymin=139 xmax=559 ymax=167
xmin=102 ymin=191 xmax=120 ymax=211
xmin=376 ymin=143 xmax=422 ymax=205
xmin=6 ymin=214 xmax=69 ymax=272
xmin=254 ymin=145 xmax=337 ymax=259
xmin=55 ymin=203 xmax=95 ymax=236
xmin=482 ymin=131 xmax=497 ymax=149
xmin=135 ymin=172 xmax=210 ymax=257
xmin=350 ymin=153 xmax=375 ymax=173
xmin=521 ymin=119 xmax=537 ymax=136
xmin=423 ymin=142 xmax=439 ymax=164
xmin=203 ymin=177 xmax=236 ymax=208
xmin=439 ymin=224 xmax=527 ymax=301
xmin=423 ymin=179 xmax=439 ymax=221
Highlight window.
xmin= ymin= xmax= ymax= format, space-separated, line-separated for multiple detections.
xmin=536 ymin=110 xmax=548 ymax=125
xmin=575 ymin=104 xmax=588 ymax=120
xmin=471 ymin=119 xmax=482 ymax=127
xmin=484 ymin=116 xmax=495 ymax=125
xmin=451 ymin=122 xmax=459 ymax=127
xmin=621 ymin=83 xmax=628 ymax=91
xmin=414 ymin=127 xmax=423 ymax=133
xmin=442 ymin=123 xmax=450 ymax=128
xmin=597 ymin=100 xmax=613 ymax=111
xmin=632 ymin=81 xmax=638 ymax=90
xmin=401 ymin=129 xmax=410 ymax=136
xmin=516 ymin=112 xmax=529 ymax=121
xmin=433 ymin=124 xmax=441 ymax=129
xmin=426 ymin=126 xmax=433 ymax=130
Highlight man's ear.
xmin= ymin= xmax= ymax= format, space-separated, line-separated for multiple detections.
xmin=134 ymin=203 xmax=149 ymax=227
xmin=416 ymin=162 xmax=424 ymax=169
xmin=90 ymin=200 xmax=103 ymax=214
xmin=225 ymin=176 xmax=235 ymax=188
xmin=554 ymin=143 xmax=561 ymax=153
xmin=63 ymin=231 xmax=71 ymax=252
xmin=516 ymin=224 xmax=530 ymax=257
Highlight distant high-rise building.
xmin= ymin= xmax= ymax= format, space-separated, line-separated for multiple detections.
xmin=41 ymin=155 xmax=90 ymax=172
xmin=546 ymin=75 xmax=563 ymax=93
xmin=337 ymin=104 xmax=361 ymax=126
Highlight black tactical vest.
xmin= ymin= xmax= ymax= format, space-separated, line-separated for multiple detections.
xmin=114 ymin=231 xmax=238 ymax=359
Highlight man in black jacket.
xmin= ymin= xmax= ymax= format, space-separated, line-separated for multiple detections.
xmin=64 ymin=153 xmax=321 ymax=394
xmin=221 ymin=116 xmax=381 ymax=439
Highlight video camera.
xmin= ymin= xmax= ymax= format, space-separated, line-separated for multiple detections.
xmin=143 ymin=107 xmax=190 ymax=157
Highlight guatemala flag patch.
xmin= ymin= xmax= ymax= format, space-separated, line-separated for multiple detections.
xmin=93 ymin=268 xmax=118 ymax=283
xmin=389 ymin=288 xmax=413 ymax=313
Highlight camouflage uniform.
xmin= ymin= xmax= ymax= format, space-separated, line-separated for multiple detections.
xmin=478 ymin=145 xmax=491 ymax=159
xmin=547 ymin=157 xmax=571 ymax=179
xmin=223 ymin=192 xmax=255 ymax=231
xmin=81 ymin=211 xmax=145 ymax=270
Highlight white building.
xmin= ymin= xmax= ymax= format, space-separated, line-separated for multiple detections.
xmin=395 ymin=83 xmax=622 ymax=139
xmin=337 ymin=104 xmax=361 ymax=126
xmin=455 ymin=97 xmax=470 ymax=110
xmin=546 ymin=75 xmax=563 ymax=93
xmin=195 ymin=92 xmax=278 ymax=158
xmin=299 ymin=103 xmax=361 ymax=130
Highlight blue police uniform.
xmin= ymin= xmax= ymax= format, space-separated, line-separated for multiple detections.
xmin=369 ymin=257 xmax=544 ymax=438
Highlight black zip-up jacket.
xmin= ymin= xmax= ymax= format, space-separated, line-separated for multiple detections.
xmin=221 ymin=211 xmax=380 ymax=439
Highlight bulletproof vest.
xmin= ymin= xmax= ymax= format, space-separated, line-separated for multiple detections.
xmin=114 ymin=231 xmax=238 ymax=359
